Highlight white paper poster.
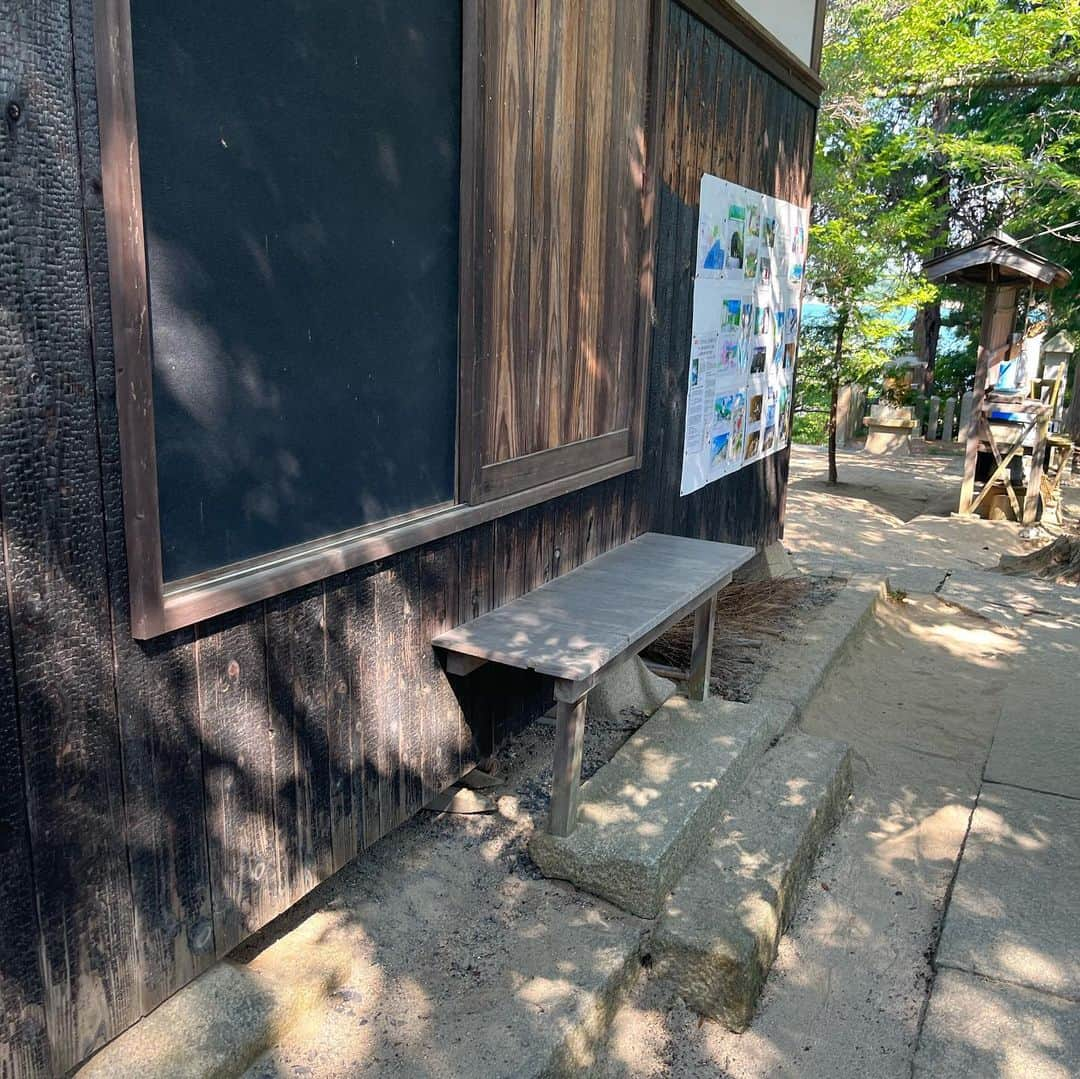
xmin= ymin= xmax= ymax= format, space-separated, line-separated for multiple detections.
xmin=681 ymin=174 xmax=809 ymax=497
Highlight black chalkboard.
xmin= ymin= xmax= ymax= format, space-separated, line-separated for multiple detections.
xmin=131 ymin=2 xmax=461 ymax=582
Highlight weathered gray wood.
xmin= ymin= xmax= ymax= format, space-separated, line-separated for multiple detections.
xmin=687 ymin=594 xmax=717 ymax=701
xmin=433 ymin=534 xmax=754 ymax=681
xmin=549 ymin=688 xmax=588 ymax=836
xmin=446 ymin=653 xmax=489 ymax=677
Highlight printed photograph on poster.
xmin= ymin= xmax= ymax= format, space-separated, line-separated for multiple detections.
xmin=696 ymin=175 xmax=729 ymax=278
xmin=684 ymin=334 xmax=712 ymax=452
xmin=747 ymin=203 xmax=762 ymax=237
xmin=773 ymin=311 xmax=786 ymax=367
xmin=789 ymin=222 xmax=806 ymax=283
xmin=719 ymin=337 xmax=741 ymax=376
xmin=699 ymin=218 xmax=726 ymax=276
xmin=778 ymin=385 xmax=791 ymax=443
xmin=727 ymin=203 xmax=746 ymax=271
xmin=711 ymin=391 xmax=745 ymax=466
xmin=744 ymin=243 xmax=759 ymax=279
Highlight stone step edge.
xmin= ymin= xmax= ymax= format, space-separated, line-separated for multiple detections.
xmin=76 ymin=912 xmax=351 ymax=1079
xmin=529 ymin=696 xmax=795 ymax=920
xmin=646 ymin=735 xmax=853 ymax=1032
xmin=753 ymin=575 xmax=886 ymax=717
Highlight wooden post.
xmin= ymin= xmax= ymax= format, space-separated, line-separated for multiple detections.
xmin=960 ymin=285 xmax=1021 ymax=514
xmin=1066 ymin=356 xmax=1080 ymax=442
xmin=549 ymin=682 xmax=588 ymax=836
xmin=1023 ymin=415 xmax=1051 ymax=525
xmin=687 ymin=594 xmax=717 ymax=702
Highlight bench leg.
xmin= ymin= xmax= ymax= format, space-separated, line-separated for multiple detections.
xmin=548 ymin=685 xmax=588 ymax=837
xmin=687 ymin=594 xmax=717 ymax=702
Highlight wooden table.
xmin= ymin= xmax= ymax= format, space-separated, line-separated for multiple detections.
xmin=432 ymin=532 xmax=756 ymax=835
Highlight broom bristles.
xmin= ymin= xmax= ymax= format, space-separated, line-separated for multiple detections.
xmin=643 ymin=576 xmax=817 ymax=698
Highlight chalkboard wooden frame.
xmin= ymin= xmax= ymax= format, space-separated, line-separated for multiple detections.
xmin=95 ymin=0 xmax=667 ymax=639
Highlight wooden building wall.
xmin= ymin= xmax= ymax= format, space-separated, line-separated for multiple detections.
xmin=0 ymin=1 xmax=814 ymax=1073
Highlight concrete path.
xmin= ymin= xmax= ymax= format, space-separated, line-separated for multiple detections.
xmin=785 ymin=447 xmax=1080 ymax=1078
xmin=914 ymin=568 xmax=1080 ymax=1078
xmin=784 ymin=444 xmax=1032 ymax=578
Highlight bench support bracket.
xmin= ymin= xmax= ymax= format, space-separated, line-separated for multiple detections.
xmin=687 ymin=593 xmax=717 ymax=702
xmin=548 ymin=680 xmax=588 ymax=837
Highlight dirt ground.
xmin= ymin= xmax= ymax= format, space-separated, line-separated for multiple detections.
xmin=782 ymin=444 xmax=1038 ymax=573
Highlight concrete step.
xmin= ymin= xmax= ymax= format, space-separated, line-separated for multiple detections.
xmin=529 ymin=695 xmax=794 ymax=918
xmin=753 ymin=576 xmax=884 ymax=717
xmin=647 ymin=732 xmax=852 ymax=1031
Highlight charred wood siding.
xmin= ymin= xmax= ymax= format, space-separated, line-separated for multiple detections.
xmin=0 ymin=0 xmax=814 ymax=1072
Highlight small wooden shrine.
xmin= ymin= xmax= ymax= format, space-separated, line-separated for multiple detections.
xmin=923 ymin=231 xmax=1072 ymax=524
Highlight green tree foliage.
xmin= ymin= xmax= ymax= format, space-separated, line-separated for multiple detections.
xmin=806 ymin=52 xmax=938 ymax=481
xmin=806 ymin=0 xmax=1080 ymax=474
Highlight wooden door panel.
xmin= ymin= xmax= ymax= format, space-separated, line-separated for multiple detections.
xmin=461 ymin=0 xmax=657 ymax=503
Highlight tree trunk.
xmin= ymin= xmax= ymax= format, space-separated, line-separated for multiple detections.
xmin=913 ymin=301 xmax=943 ymax=395
xmin=827 ymin=310 xmax=848 ymax=486
xmin=916 ymin=95 xmax=951 ymax=396
xmin=1064 ymin=355 xmax=1080 ymax=442
xmin=1000 ymin=534 xmax=1080 ymax=583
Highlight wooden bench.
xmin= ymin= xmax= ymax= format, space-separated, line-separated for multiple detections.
xmin=432 ymin=533 xmax=756 ymax=836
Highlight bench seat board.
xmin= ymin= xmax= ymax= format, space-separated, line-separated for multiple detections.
xmin=432 ymin=534 xmax=756 ymax=682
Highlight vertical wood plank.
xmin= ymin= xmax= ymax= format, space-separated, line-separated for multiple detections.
xmin=0 ymin=3 xmax=140 ymax=1068
xmin=0 ymin=514 xmax=49 ymax=1076
xmin=355 ymin=572 xmax=384 ymax=850
xmin=530 ymin=0 xmax=582 ymax=453
xmin=419 ymin=537 xmax=464 ymax=795
xmin=265 ymin=584 xmax=333 ymax=900
xmin=492 ymin=512 xmax=529 ymax=735
xmin=485 ymin=0 xmax=536 ymax=463
xmin=456 ymin=524 xmax=495 ymax=764
xmin=458 ymin=0 xmax=489 ymax=502
xmin=370 ymin=564 xmax=405 ymax=832
xmin=522 ymin=501 xmax=557 ymax=719
xmin=398 ymin=554 xmax=426 ymax=820
xmin=324 ymin=575 xmax=360 ymax=868
xmin=197 ymin=611 xmax=282 ymax=957
xmin=604 ymin=6 xmax=649 ymax=437
xmin=69 ymin=0 xmax=216 ymax=1015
